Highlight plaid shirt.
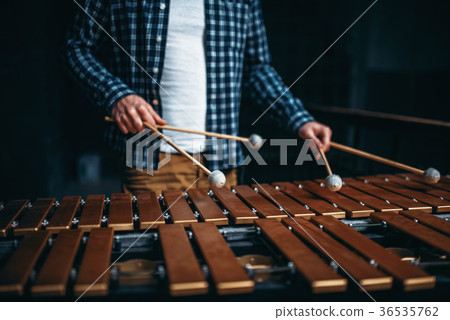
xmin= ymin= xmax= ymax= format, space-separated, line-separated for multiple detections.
xmin=64 ymin=0 xmax=314 ymax=170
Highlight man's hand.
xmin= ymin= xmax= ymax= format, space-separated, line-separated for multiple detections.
xmin=111 ymin=94 xmax=167 ymax=134
xmin=298 ymin=121 xmax=332 ymax=152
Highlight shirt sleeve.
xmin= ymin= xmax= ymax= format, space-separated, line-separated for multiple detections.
xmin=63 ymin=0 xmax=136 ymax=114
xmin=243 ymin=0 xmax=315 ymax=134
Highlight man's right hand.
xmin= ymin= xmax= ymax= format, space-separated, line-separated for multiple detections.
xmin=111 ymin=94 xmax=167 ymax=134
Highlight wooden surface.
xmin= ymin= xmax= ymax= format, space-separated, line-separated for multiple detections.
xmin=397 ymin=174 xmax=450 ymax=192
xmin=283 ymin=218 xmax=392 ymax=291
xmin=14 ymin=198 xmax=54 ymax=236
xmin=400 ymin=210 xmax=450 ymax=236
xmin=137 ymin=192 xmax=165 ymax=229
xmin=311 ymin=216 xmax=435 ymax=291
xmin=0 ymin=199 xmax=29 ymax=237
xmin=46 ymin=196 xmax=81 ymax=232
xmin=163 ymin=190 xmax=198 ymax=226
xmin=359 ymin=176 xmax=450 ymax=212
xmin=344 ymin=178 xmax=432 ymax=212
xmin=393 ymin=174 xmax=450 ymax=200
xmin=108 ymin=193 xmax=134 ymax=231
xmin=371 ymin=212 xmax=450 ymax=254
xmin=384 ymin=174 xmax=439 ymax=192
xmin=296 ymin=181 xmax=373 ymax=218
xmin=74 ymin=228 xmax=114 ymax=297
xmin=275 ymin=182 xmax=344 ymax=217
xmin=159 ymin=224 xmax=208 ymax=296
xmin=78 ymin=195 xmax=104 ymax=231
xmin=0 ymin=231 xmax=51 ymax=294
xmin=187 ymin=188 xmax=228 ymax=225
xmin=210 ymin=187 xmax=258 ymax=224
xmin=233 ymin=185 xmax=287 ymax=219
xmin=32 ymin=229 xmax=83 ymax=296
xmin=328 ymin=182 xmax=401 ymax=212
xmin=191 ymin=223 xmax=254 ymax=295
xmin=252 ymin=183 xmax=315 ymax=218
xmin=255 ymin=219 xmax=347 ymax=293
xmin=441 ymin=176 xmax=450 ymax=184
xmin=426 ymin=188 xmax=450 ymax=200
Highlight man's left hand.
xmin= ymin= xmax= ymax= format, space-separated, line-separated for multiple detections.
xmin=298 ymin=121 xmax=332 ymax=152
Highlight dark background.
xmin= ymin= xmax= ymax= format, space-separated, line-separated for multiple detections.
xmin=1 ymin=0 xmax=449 ymax=201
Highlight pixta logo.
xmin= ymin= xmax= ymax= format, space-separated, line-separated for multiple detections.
xmin=127 ymin=128 xmax=325 ymax=176
xmin=126 ymin=130 xmax=171 ymax=175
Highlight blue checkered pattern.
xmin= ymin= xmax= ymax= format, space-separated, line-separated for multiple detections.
xmin=64 ymin=0 xmax=315 ymax=170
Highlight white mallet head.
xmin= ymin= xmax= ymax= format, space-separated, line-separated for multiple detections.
xmin=423 ymin=167 xmax=440 ymax=184
xmin=325 ymin=174 xmax=343 ymax=192
xmin=208 ymin=170 xmax=226 ymax=188
xmin=248 ymin=134 xmax=264 ymax=149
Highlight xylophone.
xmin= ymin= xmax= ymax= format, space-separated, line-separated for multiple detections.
xmin=1 ymin=173 xmax=450 ymax=301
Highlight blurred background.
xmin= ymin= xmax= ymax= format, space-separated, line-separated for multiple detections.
xmin=0 ymin=0 xmax=449 ymax=200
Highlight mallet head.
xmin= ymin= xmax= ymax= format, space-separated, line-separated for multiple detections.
xmin=248 ymin=134 xmax=264 ymax=149
xmin=423 ymin=167 xmax=440 ymax=184
xmin=208 ymin=170 xmax=226 ymax=188
xmin=325 ymin=174 xmax=343 ymax=192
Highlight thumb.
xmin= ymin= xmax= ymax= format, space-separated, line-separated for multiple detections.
xmin=151 ymin=109 xmax=167 ymax=125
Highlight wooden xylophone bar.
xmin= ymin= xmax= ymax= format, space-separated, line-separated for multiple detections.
xmin=309 ymin=216 xmax=436 ymax=291
xmin=0 ymin=174 xmax=449 ymax=299
xmin=2 ymin=173 xmax=450 ymax=243
xmin=255 ymin=218 xmax=348 ymax=293
xmin=1 ymin=213 xmax=446 ymax=297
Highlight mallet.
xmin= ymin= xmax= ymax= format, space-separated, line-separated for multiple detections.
xmin=106 ymin=117 xmax=226 ymax=188
xmin=318 ymin=148 xmax=342 ymax=192
xmin=105 ymin=116 xmax=263 ymax=149
xmin=330 ymin=141 xmax=440 ymax=183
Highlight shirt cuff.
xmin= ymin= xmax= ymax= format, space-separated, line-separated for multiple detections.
xmin=288 ymin=110 xmax=315 ymax=134
xmin=103 ymin=82 xmax=136 ymax=115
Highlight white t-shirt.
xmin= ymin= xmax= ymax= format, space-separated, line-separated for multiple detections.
xmin=159 ymin=0 xmax=207 ymax=154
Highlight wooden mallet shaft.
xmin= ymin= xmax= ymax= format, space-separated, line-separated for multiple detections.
xmin=330 ymin=141 xmax=423 ymax=175
xmin=158 ymin=124 xmax=248 ymax=142
xmin=105 ymin=116 xmax=248 ymax=142
xmin=317 ymin=147 xmax=342 ymax=192
xmin=318 ymin=148 xmax=333 ymax=176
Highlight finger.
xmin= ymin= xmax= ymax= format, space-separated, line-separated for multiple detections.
xmin=302 ymin=128 xmax=323 ymax=151
xmin=136 ymin=105 xmax=154 ymax=129
xmin=322 ymin=127 xmax=332 ymax=152
xmin=154 ymin=113 xmax=167 ymax=125
xmin=121 ymin=114 xmax=137 ymax=134
xmin=143 ymin=111 xmax=157 ymax=128
xmin=140 ymin=113 xmax=154 ymax=130
xmin=126 ymin=108 xmax=144 ymax=132
xmin=150 ymin=108 xmax=166 ymax=125
xmin=115 ymin=115 xmax=129 ymax=134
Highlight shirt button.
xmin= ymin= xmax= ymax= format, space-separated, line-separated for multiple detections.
xmin=160 ymin=3 xmax=166 ymax=10
xmin=156 ymin=36 xmax=162 ymax=43
xmin=152 ymin=99 xmax=159 ymax=106
xmin=152 ymin=67 xmax=159 ymax=74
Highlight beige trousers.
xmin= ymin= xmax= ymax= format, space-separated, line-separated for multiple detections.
xmin=121 ymin=152 xmax=237 ymax=195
